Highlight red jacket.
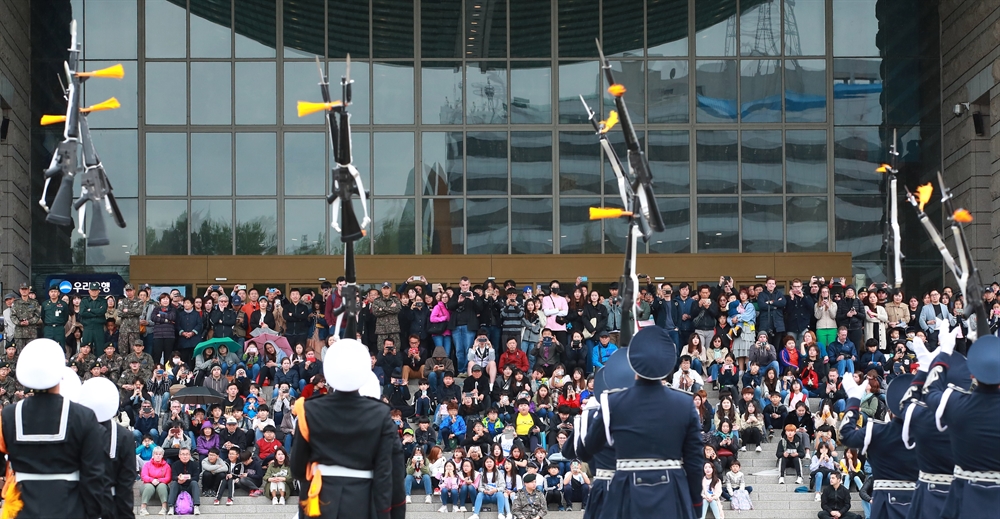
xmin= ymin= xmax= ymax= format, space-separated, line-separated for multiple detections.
xmin=498 ymin=348 xmax=529 ymax=373
xmin=256 ymin=437 xmax=280 ymax=460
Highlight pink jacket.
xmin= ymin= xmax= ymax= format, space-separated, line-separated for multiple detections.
xmin=439 ymin=475 xmax=461 ymax=491
xmin=430 ymin=302 xmax=451 ymax=336
xmin=141 ymin=458 xmax=172 ymax=483
xmin=542 ymin=294 xmax=568 ymax=331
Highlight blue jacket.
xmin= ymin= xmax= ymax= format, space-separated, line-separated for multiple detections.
xmin=441 ymin=414 xmax=467 ymax=437
xmin=675 ymin=297 xmax=696 ymax=332
xmin=176 ymin=309 xmax=203 ymax=351
xmin=783 ymin=294 xmax=814 ymax=333
xmin=756 ymin=289 xmax=786 ymax=333
xmin=591 ymin=342 xmax=618 ymax=370
xmin=826 ymin=339 xmax=857 ymax=363
xmin=651 ymin=297 xmax=679 ymax=330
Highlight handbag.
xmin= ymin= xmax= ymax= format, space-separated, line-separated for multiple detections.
xmin=427 ymin=320 xmax=447 ymax=335
xmin=582 ymin=318 xmax=597 ymax=339
xmin=730 ymin=488 xmax=753 ymax=510
xmin=306 ymin=327 xmax=324 ymax=354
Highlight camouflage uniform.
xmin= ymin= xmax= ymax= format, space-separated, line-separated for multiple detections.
xmin=510 ymin=487 xmax=548 ymax=519
xmin=41 ymin=298 xmax=69 ymax=347
xmin=11 ymin=297 xmax=41 ymax=352
xmin=98 ymin=352 xmax=125 ymax=381
xmin=117 ymin=293 xmax=145 ymax=355
xmin=70 ymin=352 xmax=97 ymax=374
xmin=371 ymin=294 xmax=402 ymax=349
xmin=123 ymin=350 xmax=155 ymax=381
xmin=0 ymin=364 xmax=24 ymax=407
xmin=117 ymin=367 xmax=147 ymax=401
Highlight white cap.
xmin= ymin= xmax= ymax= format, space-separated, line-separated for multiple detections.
xmin=324 ymin=339 xmax=371 ymax=392
xmin=61 ymin=367 xmax=82 ymax=403
xmin=78 ymin=377 xmax=121 ymax=422
xmin=358 ymin=371 xmax=382 ymax=399
xmin=16 ymin=339 xmax=66 ymax=390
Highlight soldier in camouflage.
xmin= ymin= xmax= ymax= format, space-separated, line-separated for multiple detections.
xmin=0 ymin=362 xmax=25 ymax=407
xmin=117 ymin=284 xmax=145 ymax=355
xmin=98 ymin=342 xmax=125 ymax=382
xmin=510 ymin=473 xmax=548 ymax=519
xmin=41 ymin=285 xmax=69 ymax=348
xmin=117 ymin=359 xmax=147 ymax=402
xmin=70 ymin=343 xmax=97 ymax=374
xmin=123 ymin=339 xmax=155 ymax=381
xmin=11 ymin=283 xmax=42 ymax=352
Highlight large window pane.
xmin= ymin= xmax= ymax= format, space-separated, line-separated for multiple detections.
xmin=647 ymin=0 xmax=688 ymax=56
xmin=785 ymin=59 xmax=826 ymax=123
xmin=191 ymin=62 xmax=232 ymax=125
xmin=84 ymin=61 xmax=137 ymax=129
xmin=741 ymin=130 xmax=782 ymax=194
xmin=786 ymin=0 xmax=825 ymax=56
xmin=833 ymin=0 xmax=879 ymax=56
xmin=330 ymin=61 xmax=370 ymax=124
xmin=834 ymin=127 xmax=881 ymax=195
xmin=373 ymin=0 xmax=414 ymax=58
xmin=422 ymin=0 xmax=461 ymax=58
xmin=145 ymin=133 xmax=187 ymax=196
xmin=696 ymin=60 xmax=737 ymax=122
xmin=833 ymin=58 xmax=883 ymax=125
xmin=422 ymin=199 xmax=464 ymax=254
xmin=236 ymin=62 xmax=276 ymax=125
xmin=740 ymin=1 xmax=780 ymax=56
xmin=695 ymin=0 xmax=735 ymax=56
xmin=835 ymin=195 xmax=882 ymax=260
xmin=650 ymin=197 xmax=691 ymax=253
xmin=467 ymin=199 xmax=508 ymax=254
xmin=236 ymin=133 xmax=276 ymax=196
xmin=560 ymin=197 xmax=601 ymax=254
xmin=696 ymin=130 xmax=737 ymax=195
xmin=558 ymin=61 xmax=600 ymax=124
xmin=373 ymin=133 xmax=415 ymax=195
xmin=284 ymin=199 xmax=327 ymax=255
xmin=146 ymin=63 xmax=187 ymax=125
xmin=190 ymin=0 xmax=232 ymax=58
xmin=191 ymin=133 xmax=232 ymax=196
xmin=236 ymin=0 xmax=276 ymax=58
xmin=467 ymin=132 xmax=508 ymax=195
xmin=467 ymin=62 xmax=508 ymax=124
xmin=236 ymin=200 xmax=277 ymax=255
xmin=373 ymin=62 xmax=414 ymax=124
xmin=284 ymin=61 xmax=326 ymax=125
xmin=144 ymin=0 xmax=185 ymax=58
xmin=422 ymin=132 xmax=464 ymax=196
xmin=602 ymin=130 xmax=644 ymax=196
xmin=741 ymin=60 xmax=781 ymax=123
xmin=511 ymin=198 xmax=552 ymax=254
xmin=510 ymin=0 xmax=550 ymax=58
xmin=602 ymin=0 xmax=643 ymax=57
xmin=787 ymin=196 xmax=828 ymax=252
xmin=648 ymin=60 xmax=689 ymax=123
xmin=786 ymin=130 xmax=827 ymax=193
xmin=602 ymin=61 xmax=645 ymax=123
xmin=468 ymin=0 xmax=507 ymax=59
xmin=328 ymin=0 xmax=370 ymax=58
xmin=372 ymin=199 xmax=416 ymax=254
xmin=559 ymin=131 xmax=601 ymax=195
xmin=648 ymin=130 xmax=690 ymax=195
xmin=85 ymin=198 xmax=138 ymax=265
xmin=352 ymin=132 xmax=372 ymax=186
xmin=90 ymin=130 xmax=138 ymax=198
xmin=330 ymin=199 xmax=372 ymax=255
xmin=85 ymin=0 xmax=137 ymax=59
xmin=511 ymin=62 xmax=552 ymax=124
xmin=145 ymin=199 xmax=188 ymax=255
xmin=284 ymin=133 xmax=326 ymax=196
xmin=558 ymin=0 xmax=599 ymax=58
xmin=603 ymin=197 xmax=629 ymax=254
xmin=422 ymin=63 xmax=463 ymax=125
xmin=697 ymin=197 xmax=738 ymax=253
xmin=511 ymin=132 xmax=552 ymax=195
xmin=742 ymin=197 xmax=783 ymax=252
xmin=190 ymin=199 xmax=232 ymax=255
xmin=283 ymin=0 xmax=324 ymax=58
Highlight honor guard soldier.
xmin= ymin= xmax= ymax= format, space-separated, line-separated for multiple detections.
xmin=564 ymin=348 xmax=633 ymax=519
xmin=359 ymin=372 xmax=407 ymax=519
xmin=79 ymin=285 xmax=108 ymax=353
xmin=924 ymin=325 xmax=1000 ymax=519
xmin=11 ymin=283 xmax=41 ymax=352
xmin=79 ymin=377 xmax=137 ymax=519
xmin=840 ymin=371 xmax=918 ymax=519
xmin=41 ymin=285 xmax=69 ymax=348
xmin=290 ymin=339 xmax=397 ymax=519
xmin=117 ymin=284 xmax=144 ymax=355
xmin=0 ymin=338 xmax=110 ymax=518
xmin=585 ymin=326 xmax=705 ymax=519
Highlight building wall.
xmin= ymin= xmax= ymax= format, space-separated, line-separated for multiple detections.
xmin=0 ymin=0 xmax=31 ymax=292
xmin=939 ymin=0 xmax=1000 ymax=283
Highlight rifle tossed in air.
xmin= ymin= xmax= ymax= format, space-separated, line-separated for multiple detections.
xmin=875 ymin=129 xmax=903 ymax=289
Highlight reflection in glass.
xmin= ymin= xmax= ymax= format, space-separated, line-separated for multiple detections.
xmin=422 ymin=132 xmax=464 ymax=196
xmin=467 ymin=132 xmax=507 ymax=195
xmin=558 ymin=61 xmax=599 ymax=124
xmin=143 ymin=0 xmax=185 ymax=58
xmin=603 ymin=198 xmax=629 ymax=254
xmin=559 ymin=132 xmax=601 ymax=195
xmin=421 ymin=63 xmax=463 ymax=125
xmin=146 ymin=63 xmax=187 ymax=125
xmin=372 ymin=199 xmax=416 ymax=254
xmin=236 ymin=133 xmax=276 ymax=196
xmin=422 ymin=0 xmax=461 ymax=58
xmin=695 ymin=0 xmax=735 ymax=56
xmin=328 ymin=0 xmax=370 ymax=58
xmin=86 ymin=198 xmax=138 ymax=265
xmin=510 ymin=62 xmax=552 ymax=123
xmin=602 ymin=61 xmax=644 ymax=123
xmin=834 ymin=127 xmax=881 ymax=194
xmin=741 ymin=60 xmax=781 ymax=123
xmin=785 ymin=0 xmax=825 ymax=56
xmin=145 ymin=133 xmax=187 ymax=196
xmin=647 ymin=131 xmax=689 ymax=195
xmin=145 ymin=199 xmax=188 ymax=255
xmin=560 ymin=197 xmax=602 ymax=254
xmin=602 ymin=0 xmax=643 ymax=56
xmin=833 ymin=58 xmax=883 ymax=125
xmin=786 ymin=130 xmax=827 ymax=193
xmin=284 ymin=61 xmax=325 ymax=125
xmin=650 ymin=197 xmax=691 ymax=253
xmin=559 ymin=0 xmax=599 ymax=58
xmin=697 ymin=197 xmax=739 ymax=253
xmin=284 ymin=133 xmax=325 ymax=196
xmin=236 ymin=200 xmax=277 ymax=255
xmin=191 ymin=62 xmax=232 ymax=125
xmin=373 ymin=63 xmax=415 ymax=124
xmin=352 ymin=132 xmax=372 ymax=186
xmin=511 ymin=132 xmax=552 ymax=195
xmin=467 ymin=62 xmax=508 ymax=124
xmin=84 ymin=61 xmax=137 ymax=129
xmin=422 ymin=199 xmax=464 ymax=254
xmin=190 ymin=0 xmax=232 ymax=58
xmin=84 ymin=0 xmax=137 ymax=58
xmin=467 ymin=199 xmax=508 ymax=254
xmin=284 ymin=199 xmax=327 ymax=255
xmin=835 ymin=195 xmax=882 ymax=260
xmin=330 ymin=61 xmax=370 ymax=124
xmin=741 ymin=131 xmax=782 ymax=194
xmin=283 ymin=0 xmax=324 ymax=58
xmin=191 ymin=199 xmax=233 ymax=255
xmin=373 ymin=0 xmax=414 ymax=58
xmin=511 ymin=198 xmax=552 ymax=254
xmin=467 ymin=0 xmax=507 ymax=59
xmin=784 ymin=60 xmax=826 ymax=122
xmin=603 ymin=130 xmax=644 ymax=196
xmin=236 ymin=0 xmax=276 ymax=58
xmin=740 ymin=1 xmax=780 ymax=56
xmin=742 ymin=197 xmax=783 ymax=252
xmin=647 ymin=0 xmax=688 ymax=56
xmin=373 ymin=133 xmax=415 ymax=196
xmin=696 ymin=130 xmax=738 ymax=195
xmin=191 ymin=133 xmax=232 ymax=196
xmin=90 ymin=130 xmax=138 ymax=197
xmin=787 ymin=197 xmax=828 ymax=252
xmin=647 ymin=60 xmax=689 ymax=123
xmin=510 ymin=0 xmax=550 ymax=58
xmin=696 ymin=60 xmax=737 ymax=122
xmin=236 ymin=62 xmax=276 ymax=125
xmin=833 ymin=0 xmax=879 ymax=56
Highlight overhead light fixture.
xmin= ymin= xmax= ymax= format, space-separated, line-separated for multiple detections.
xmin=755 ymin=274 xmax=767 ymax=279
xmin=715 ymin=232 xmax=722 ymax=236
xmin=318 ymin=277 xmax=327 ymax=281
xmin=215 ymin=277 xmax=228 ymax=282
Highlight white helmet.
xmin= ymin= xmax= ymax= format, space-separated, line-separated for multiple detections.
xmin=324 ymin=339 xmax=371 ymax=392
xmin=358 ymin=371 xmax=382 ymax=399
xmin=78 ymin=377 xmax=121 ymax=422
xmin=16 ymin=339 xmax=66 ymax=390
xmin=60 ymin=366 xmax=83 ymax=403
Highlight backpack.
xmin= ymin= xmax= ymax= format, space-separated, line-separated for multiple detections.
xmin=730 ymin=488 xmax=753 ymax=510
xmin=872 ymin=397 xmax=888 ymax=421
xmin=175 ymin=491 xmax=194 ymax=515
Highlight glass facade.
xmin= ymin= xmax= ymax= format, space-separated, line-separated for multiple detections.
xmin=31 ymin=0 xmax=943 ymax=288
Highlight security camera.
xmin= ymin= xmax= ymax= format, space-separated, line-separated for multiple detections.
xmin=953 ymin=103 xmax=970 ymax=118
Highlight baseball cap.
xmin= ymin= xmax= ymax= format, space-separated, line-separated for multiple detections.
xmin=3 ymin=293 xmax=15 ymax=300
xmin=124 ymin=283 xmax=134 ymax=290
xmin=598 ymin=330 xmax=610 ymax=338
xmin=381 ymin=281 xmax=392 ymax=289
xmin=609 ymin=282 xmax=620 ymax=290
xmin=231 ymin=295 xmax=243 ymax=306
xmin=18 ymin=282 xmax=29 ymax=289
xmin=226 ymin=417 xmax=238 ymax=425
xmin=402 ymin=428 xmax=414 ymax=436
xmin=471 ymin=365 xmax=483 ymax=372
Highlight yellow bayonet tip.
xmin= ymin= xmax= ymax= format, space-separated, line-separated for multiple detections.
xmin=875 ymin=164 xmax=891 ymax=174
xmin=82 ymin=97 xmax=121 ymax=113
xmin=916 ymin=183 xmax=933 ymax=212
xmin=589 ymin=207 xmax=632 ymax=220
xmin=599 ymin=111 xmax=619 ymax=134
xmin=952 ymin=208 xmax=973 ymax=223
xmin=76 ymin=63 xmax=124 ymax=79
xmin=608 ymin=84 xmax=626 ymax=97
xmin=297 ymin=100 xmax=342 ymax=118
xmin=40 ymin=114 xmax=67 ymax=126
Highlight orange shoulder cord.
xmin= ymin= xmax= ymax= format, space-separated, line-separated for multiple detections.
xmin=293 ymin=398 xmax=323 ymax=517
xmin=0 ymin=414 xmax=24 ymax=519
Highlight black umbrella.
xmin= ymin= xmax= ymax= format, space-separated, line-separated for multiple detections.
xmin=172 ymin=386 xmax=224 ymax=405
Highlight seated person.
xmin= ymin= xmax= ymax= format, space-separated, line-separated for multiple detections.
xmin=438 ymin=402 xmax=467 ymax=450
xmin=561 ymin=460 xmax=591 ymax=511
xmin=512 ymin=399 xmax=542 ymax=452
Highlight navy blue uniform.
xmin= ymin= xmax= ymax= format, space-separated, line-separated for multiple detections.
xmin=564 ymin=402 xmax=616 ymax=519
xmin=585 ymin=380 xmax=703 ymax=519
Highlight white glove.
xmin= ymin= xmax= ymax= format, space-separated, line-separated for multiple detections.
xmin=908 ymin=336 xmax=934 ymax=372
xmin=936 ymin=320 xmax=960 ymax=356
xmin=842 ymin=373 xmax=868 ymax=401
